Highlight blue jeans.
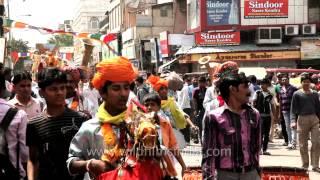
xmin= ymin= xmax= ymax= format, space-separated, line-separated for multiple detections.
xmin=282 ymin=111 xmax=297 ymax=145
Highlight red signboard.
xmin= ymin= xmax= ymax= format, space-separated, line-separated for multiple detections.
xmin=195 ymin=31 xmax=240 ymax=46
xmin=159 ymin=31 xmax=170 ymax=57
xmin=244 ymin=0 xmax=288 ymax=18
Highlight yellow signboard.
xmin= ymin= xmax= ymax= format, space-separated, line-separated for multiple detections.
xmin=187 ymin=50 xmax=300 ymax=63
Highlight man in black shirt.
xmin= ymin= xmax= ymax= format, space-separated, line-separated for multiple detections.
xmin=192 ymin=76 xmax=207 ymax=143
xmin=27 ymin=68 xmax=87 ymax=180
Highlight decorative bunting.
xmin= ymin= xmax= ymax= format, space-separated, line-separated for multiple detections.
xmin=4 ymin=18 xmax=119 ymax=54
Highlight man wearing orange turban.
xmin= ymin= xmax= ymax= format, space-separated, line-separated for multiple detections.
xmin=67 ymin=57 xmax=163 ymax=179
xmin=150 ymin=77 xmax=197 ymax=149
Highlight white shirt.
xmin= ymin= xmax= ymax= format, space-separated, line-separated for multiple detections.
xmin=127 ymin=91 xmax=139 ymax=106
xmin=203 ymin=85 xmax=220 ymax=111
xmin=8 ymin=96 xmax=42 ymax=119
xmin=177 ymin=83 xmax=191 ymax=109
xmin=82 ymin=87 xmax=101 ymax=117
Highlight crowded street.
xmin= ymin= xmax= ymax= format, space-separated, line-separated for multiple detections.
xmin=1 ymin=0 xmax=320 ymax=180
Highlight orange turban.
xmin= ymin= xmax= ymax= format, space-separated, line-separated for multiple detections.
xmin=147 ymin=75 xmax=160 ymax=86
xmin=92 ymin=56 xmax=138 ymax=90
xmin=153 ymin=79 xmax=168 ymax=92
xmin=215 ymin=61 xmax=239 ymax=78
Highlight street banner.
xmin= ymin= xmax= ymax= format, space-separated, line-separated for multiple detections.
xmin=244 ymin=0 xmax=288 ymax=18
xmin=206 ymin=0 xmax=239 ymax=25
xmin=195 ymin=31 xmax=240 ymax=46
xmin=159 ymin=31 xmax=170 ymax=58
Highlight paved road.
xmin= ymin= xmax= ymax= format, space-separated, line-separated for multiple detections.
xmin=181 ymin=139 xmax=320 ymax=179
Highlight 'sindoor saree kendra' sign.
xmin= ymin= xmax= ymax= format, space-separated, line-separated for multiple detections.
xmin=195 ymin=31 xmax=240 ymax=46
xmin=244 ymin=0 xmax=288 ymax=18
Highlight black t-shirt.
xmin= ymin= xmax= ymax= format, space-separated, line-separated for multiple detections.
xmin=193 ymin=87 xmax=207 ymax=111
xmin=27 ymin=108 xmax=87 ymax=180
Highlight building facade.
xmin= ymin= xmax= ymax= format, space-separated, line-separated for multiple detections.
xmin=98 ymin=0 xmax=187 ymax=72
xmin=168 ymin=0 xmax=320 ymax=73
xmin=72 ymin=0 xmax=108 ymax=33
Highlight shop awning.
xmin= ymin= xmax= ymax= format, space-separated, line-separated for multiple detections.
xmin=266 ymin=68 xmax=320 ymax=73
xmin=239 ymin=67 xmax=267 ymax=79
xmin=175 ymin=44 xmax=300 ymax=55
xmin=158 ymin=58 xmax=178 ymax=73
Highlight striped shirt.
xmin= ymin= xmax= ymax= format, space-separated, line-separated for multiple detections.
xmin=279 ymin=84 xmax=297 ymax=112
xmin=202 ymin=104 xmax=261 ymax=179
xmin=26 ymin=108 xmax=87 ymax=180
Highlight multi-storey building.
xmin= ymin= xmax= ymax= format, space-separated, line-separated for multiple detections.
xmin=72 ymin=0 xmax=108 ymax=66
xmin=99 ymin=0 xmax=188 ymax=72
xmin=172 ymin=0 xmax=320 ymax=73
xmin=72 ymin=0 xmax=108 ymax=33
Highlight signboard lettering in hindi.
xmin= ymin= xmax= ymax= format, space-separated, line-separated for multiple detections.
xmin=206 ymin=0 xmax=239 ymax=25
xmin=244 ymin=0 xmax=288 ymax=18
xmin=195 ymin=31 xmax=240 ymax=46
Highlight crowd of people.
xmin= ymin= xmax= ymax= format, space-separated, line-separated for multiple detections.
xmin=1 ymin=59 xmax=320 ymax=180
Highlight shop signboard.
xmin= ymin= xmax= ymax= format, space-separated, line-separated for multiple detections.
xmin=195 ymin=31 xmax=240 ymax=46
xmin=160 ymin=31 xmax=170 ymax=58
xmin=244 ymin=0 xmax=288 ymax=18
xmin=206 ymin=0 xmax=239 ymax=25
xmin=187 ymin=50 xmax=300 ymax=63
xmin=301 ymin=39 xmax=320 ymax=60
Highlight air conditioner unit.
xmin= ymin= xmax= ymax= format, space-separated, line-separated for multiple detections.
xmin=256 ymin=27 xmax=282 ymax=44
xmin=302 ymin=24 xmax=316 ymax=35
xmin=285 ymin=25 xmax=299 ymax=36
xmin=65 ymin=24 xmax=73 ymax=32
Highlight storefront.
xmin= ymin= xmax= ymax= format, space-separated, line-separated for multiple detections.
xmin=175 ymin=44 xmax=300 ymax=73
xmin=299 ymin=38 xmax=320 ymax=69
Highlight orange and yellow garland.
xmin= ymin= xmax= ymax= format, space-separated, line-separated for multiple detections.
xmin=98 ymin=103 xmax=126 ymax=164
xmin=101 ymin=123 xmax=124 ymax=164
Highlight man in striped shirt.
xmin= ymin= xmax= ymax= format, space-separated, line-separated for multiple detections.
xmin=27 ymin=68 xmax=87 ymax=180
xmin=279 ymin=75 xmax=297 ymax=149
xmin=202 ymin=74 xmax=261 ymax=180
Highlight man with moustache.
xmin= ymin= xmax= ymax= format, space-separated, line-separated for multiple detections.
xmin=202 ymin=73 xmax=261 ymax=180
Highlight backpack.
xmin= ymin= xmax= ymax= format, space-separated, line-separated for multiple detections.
xmin=254 ymin=90 xmax=273 ymax=115
xmin=0 ymin=108 xmax=20 ymax=180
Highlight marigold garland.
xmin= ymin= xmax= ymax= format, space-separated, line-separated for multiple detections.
xmin=101 ymin=123 xmax=123 ymax=164
xmin=70 ymin=97 xmax=79 ymax=110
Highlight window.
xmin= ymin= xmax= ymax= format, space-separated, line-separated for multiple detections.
xmin=160 ymin=6 xmax=168 ymax=17
xmin=259 ymin=29 xmax=269 ymax=39
xmin=271 ymin=29 xmax=281 ymax=39
xmin=90 ymin=17 xmax=99 ymax=29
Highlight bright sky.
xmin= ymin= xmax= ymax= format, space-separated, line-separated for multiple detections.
xmin=8 ymin=0 xmax=78 ymax=47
